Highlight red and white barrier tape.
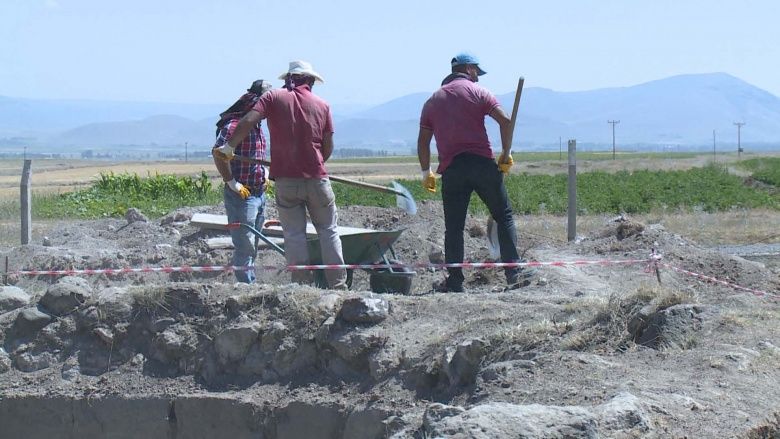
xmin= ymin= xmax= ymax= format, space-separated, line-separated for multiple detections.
xmin=11 ymin=258 xmax=652 ymax=276
xmin=8 ymin=255 xmax=777 ymax=301
xmin=659 ymin=262 xmax=779 ymax=301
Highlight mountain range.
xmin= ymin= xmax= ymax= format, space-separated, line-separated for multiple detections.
xmin=2 ymin=73 xmax=779 ymax=154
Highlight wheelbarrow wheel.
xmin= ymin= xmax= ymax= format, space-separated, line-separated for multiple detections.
xmin=369 ymin=259 xmax=414 ymax=295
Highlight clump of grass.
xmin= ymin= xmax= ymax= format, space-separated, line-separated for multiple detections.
xmin=131 ymin=286 xmax=170 ymax=317
xmin=566 ymin=284 xmax=696 ymax=352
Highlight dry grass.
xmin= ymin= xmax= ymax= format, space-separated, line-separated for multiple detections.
xmin=563 ymin=284 xmax=696 ymax=352
xmin=131 ymin=286 xmax=171 ymax=317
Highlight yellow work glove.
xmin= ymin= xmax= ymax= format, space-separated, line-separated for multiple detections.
xmin=226 ymin=178 xmax=250 ymax=199
xmin=421 ymin=169 xmax=437 ymax=193
xmin=213 ymin=143 xmax=235 ymax=161
xmin=497 ymin=153 xmax=514 ymax=175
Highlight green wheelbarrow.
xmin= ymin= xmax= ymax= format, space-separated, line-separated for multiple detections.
xmin=232 ymin=222 xmax=415 ymax=294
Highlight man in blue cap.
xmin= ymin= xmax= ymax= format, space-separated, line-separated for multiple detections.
xmin=417 ymin=52 xmax=531 ymax=292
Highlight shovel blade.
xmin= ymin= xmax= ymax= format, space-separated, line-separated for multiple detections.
xmin=391 ymin=181 xmax=417 ymax=215
xmin=486 ymin=217 xmax=500 ymax=259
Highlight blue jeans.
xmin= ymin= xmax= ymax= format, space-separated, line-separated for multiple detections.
xmin=441 ymin=153 xmax=521 ymax=286
xmin=224 ymin=185 xmax=266 ymax=283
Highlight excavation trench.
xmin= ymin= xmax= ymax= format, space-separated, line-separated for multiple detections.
xmin=0 ymin=394 xmax=393 ymax=439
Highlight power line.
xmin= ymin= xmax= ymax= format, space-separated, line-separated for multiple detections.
xmin=607 ymin=120 xmax=620 ymax=160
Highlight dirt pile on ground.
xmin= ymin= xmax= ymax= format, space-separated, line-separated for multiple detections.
xmin=0 ymin=201 xmax=778 ymax=438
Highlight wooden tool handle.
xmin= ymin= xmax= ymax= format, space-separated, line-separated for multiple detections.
xmin=229 ymin=155 xmax=405 ymax=197
xmin=508 ymin=77 xmax=525 ymax=147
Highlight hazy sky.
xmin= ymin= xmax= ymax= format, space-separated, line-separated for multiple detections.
xmin=2 ymin=0 xmax=779 ymax=108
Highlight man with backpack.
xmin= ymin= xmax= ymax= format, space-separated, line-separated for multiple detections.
xmin=212 ymin=79 xmax=272 ymax=283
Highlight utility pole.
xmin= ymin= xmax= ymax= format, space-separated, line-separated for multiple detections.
xmin=733 ymin=122 xmax=745 ymax=159
xmin=559 ymin=136 xmax=562 ymax=160
xmin=23 ymin=146 xmax=27 ymax=160
xmin=607 ymin=120 xmax=620 ymax=160
xmin=184 ymin=142 xmax=188 ymax=162
xmin=712 ymin=129 xmax=716 ymax=161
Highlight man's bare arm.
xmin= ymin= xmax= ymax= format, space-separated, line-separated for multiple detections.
xmin=226 ymin=110 xmax=263 ymax=149
xmin=212 ymin=152 xmax=233 ymax=182
xmin=321 ymin=132 xmax=334 ymax=161
xmin=417 ymin=127 xmax=434 ymax=171
xmin=488 ymin=106 xmax=513 ymax=157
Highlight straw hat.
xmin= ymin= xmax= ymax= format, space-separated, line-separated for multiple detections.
xmin=278 ymin=60 xmax=325 ymax=84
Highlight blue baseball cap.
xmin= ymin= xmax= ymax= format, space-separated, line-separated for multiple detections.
xmin=451 ymin=53 xmax=487 ymax=76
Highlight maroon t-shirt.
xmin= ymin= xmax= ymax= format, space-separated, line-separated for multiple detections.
xmin=420 ymin=77 xmax=499 ymax=173
xmin=252 ymin=84 xmax=333 ymax=178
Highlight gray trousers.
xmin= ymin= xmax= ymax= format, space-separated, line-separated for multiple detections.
xmin=274 ymin=177 xmax=347 ymax=289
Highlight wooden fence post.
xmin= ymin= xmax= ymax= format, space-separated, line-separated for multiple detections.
xmin=567 ymin=140 xmax=577 ymax=242
xmin=20 ymin=159 xmax=32 ymax=245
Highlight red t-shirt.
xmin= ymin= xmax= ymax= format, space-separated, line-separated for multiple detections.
xmin=252 ymin=84 xmax=334 ymax=179
xmin=420 ymin=77 xmax=499 ymax=173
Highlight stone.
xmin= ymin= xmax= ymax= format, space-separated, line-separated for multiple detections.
xmin=338 ymin=296 xmax=390 ymax=324
xmin=125 ymin=207 xmax=149 ymax=223
xmin=0 ymin=286 xmax=30 ymax=313
xmin=14 ymin=307 xmax=52 ymax=334
xmin=215 ymin=322 xmax=262 ymax=363
xmin=0 ymin=348 xmax=11 ymax=373
xmin=442 ymin=339 xmax=489 ymax=387
xmin=40 ymin=281 xmax=89 ymax=316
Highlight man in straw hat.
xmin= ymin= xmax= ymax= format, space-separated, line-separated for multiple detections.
xmin=214 ymin=61 xmax=347 ymax=289
xmin=417 ymin=52 xmax=533 ymax=293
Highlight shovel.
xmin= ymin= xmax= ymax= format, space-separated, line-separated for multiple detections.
xmin=228 ymin=155 xmax=417 ymax=215
xmin=487 ymin=77 xmax=524 ymax=256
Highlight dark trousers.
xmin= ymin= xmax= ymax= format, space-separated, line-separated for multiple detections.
xmin=441 ymin=153 xmax=520 ymax=286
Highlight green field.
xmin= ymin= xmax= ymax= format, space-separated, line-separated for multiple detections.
xmin=2 ymin=161 xmax=777 ymax=220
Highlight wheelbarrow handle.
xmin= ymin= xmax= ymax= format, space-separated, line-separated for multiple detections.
xmin=229 ymin=155 xmax=407 ymax=197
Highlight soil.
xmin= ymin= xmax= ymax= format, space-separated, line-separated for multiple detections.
xmin=0 ymin=198 xmax=779 ymax=438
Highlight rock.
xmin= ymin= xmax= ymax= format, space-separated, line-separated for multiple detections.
xmin=0 ymin=286 xmax=30 ymax=313
xmin=442 ymin=339 xmax=488 ymax=387
xmin=14 ymin=352 xmax=55 ymax=372
xmin=636 ymin=304 xmax=712 ymax=349
xmin=61 ymin=358 xmax=81 ymax=381
xmin=150 ymin=325 xmax=198 ymax=364
xmin=627 ymin=305 xmax=655 ymax=336
xmin=428 ymin=246 xmax=445 ymax=264
xmin=58 ymin=276 xmax=93 ymax=295
xmin=40 ymin=281 xmax=89 ymax=316
xmin=271 ymin=339 xmax=317 ymax=378
xmin=424 ymin=401 xmax=597 ymax=439
xmin=344 ymin=408 xmax=394 ymax=439
xmin=14 ymin=307 xmax=53 ymax=334
xmin=76 ymin=306 xmax=101 ymax=329
xmin=160 ymin=211 xmax=191 ymax=226
xmin=96 ymin=287 xmax=134 ymax=322
xmin=42 ymin=236 xmax=52 ymax=246
xmin=317 ymin=293 xmax=342 ymax=315
xmin=151 ymin=317 xmax=177 ymax=333
xmin=328 ymin=329 xmax=387 ymax=369
xmin=617 ymin=221 xmax=644 ymax=240
xmin=215 ymin=322 xmax=262 ymax=363
xmin=594 ymin=392 xmax=650 ymax=433
xmin=338 ymin=296 xmax=390 ymax=324
xmin=125 ymin=207 xmax=149 ymax=223
xmin=93 ymin=327 xmax=115 ymax=345
xmin=0 ymin=348 xmax=11 ymax=373
xmin=423 ymin=403 xmax=467 ymax=431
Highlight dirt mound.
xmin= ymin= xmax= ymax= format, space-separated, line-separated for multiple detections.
xmin=1 ymin=202 xmax=778 ymax=438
